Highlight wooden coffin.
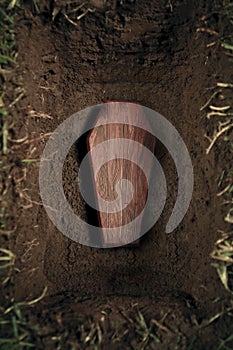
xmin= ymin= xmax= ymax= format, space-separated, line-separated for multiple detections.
xmin=87 ymin=102 xmax=156 ymax=247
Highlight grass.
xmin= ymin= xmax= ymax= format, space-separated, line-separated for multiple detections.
xmin=212 ymin=231 xmax=233 ymax=294
xmin=0 ymin=0 xmax=17 ymax=233
xmin=134 ymin=311 xmax=161 ymax=349
xmin=0 ymin=240 xmax=47 ymax=350
xmin=7 ymin=0 xmax=39 ymax=13
xmin=207 ymin=84 xmax=233 ymax=297
xmin=202 ymin=78 xmax=233 ymax=278
xmin=52 ymin=2 xmax=96 ymax=25
xmin=0 ymin=2 xmax=48 ymax=349
xmin=200 ymin=0 xmax=233 ymax=293
xmin=217 ymin=334 xmax=233 ymax=350
xmin=0 ymin=1 xmax=17 ymax=155
xmin=200 ymin=1 xmax=233 ymax=347
xmin=0 ymin=287 xmax=47 ymax=350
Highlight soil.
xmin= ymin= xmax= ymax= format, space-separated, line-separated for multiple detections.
xmin=4 ymin=0 xmax=233 ymax=348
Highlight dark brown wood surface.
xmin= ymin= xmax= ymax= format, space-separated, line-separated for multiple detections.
xmin=87 ymin=102 xmax=156 ymax=246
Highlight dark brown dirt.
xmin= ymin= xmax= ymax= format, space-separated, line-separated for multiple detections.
xmin=4 ymin=0 xmax=233 ymax=348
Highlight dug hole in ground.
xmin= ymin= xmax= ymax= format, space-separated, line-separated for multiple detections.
xmin=3 ymin=0 xmax=233 ymax=349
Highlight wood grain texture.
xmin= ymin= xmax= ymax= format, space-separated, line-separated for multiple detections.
xmin=87 ymin=102 xmax=156 ymax=246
